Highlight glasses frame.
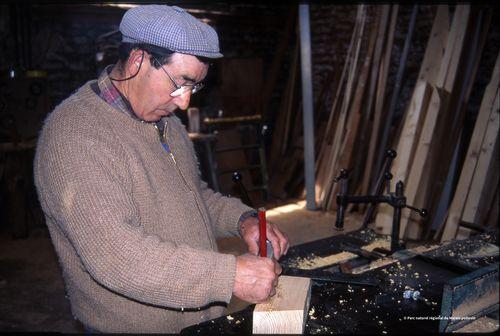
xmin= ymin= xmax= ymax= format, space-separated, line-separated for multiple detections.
xmin=151 ymin=56 xmax=204 ymax=97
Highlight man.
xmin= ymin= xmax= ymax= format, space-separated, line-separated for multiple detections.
xmin=34 ymin=5 xmax=289 ymax=333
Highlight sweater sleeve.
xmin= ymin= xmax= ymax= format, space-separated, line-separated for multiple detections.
xmin=199 ymin=180 xmax=254 ymax=237
xmin=34 ymin=118 xmax=236 ymax=309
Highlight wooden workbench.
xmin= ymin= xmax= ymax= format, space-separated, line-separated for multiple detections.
xmin=181 ymin=229 xmax=498 ymax=334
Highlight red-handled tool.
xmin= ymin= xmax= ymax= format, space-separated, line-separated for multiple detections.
xmin=258 ymin=208 xmax=267 ymax=258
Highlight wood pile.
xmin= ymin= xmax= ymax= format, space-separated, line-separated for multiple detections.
xmin=267 ymin=4 xmax=498 ymax=242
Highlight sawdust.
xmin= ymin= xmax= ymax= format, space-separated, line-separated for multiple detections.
xmin=292 ymin=252 xmax=358 ymax=270
xmin=289 ymin=238 xmax=391 ymax=270
xmin=361 ymin=238 xmax=391 ymax=252
xmin=465 ymin=243 xmax=499 ymax=259
xmin=351 ymin=243 xmax=442 ymax=274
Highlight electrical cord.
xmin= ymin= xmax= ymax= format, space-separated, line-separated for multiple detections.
xmin=109 ymin=50 xmax=144 ymax=82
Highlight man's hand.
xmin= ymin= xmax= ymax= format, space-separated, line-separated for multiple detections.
xmin=233 ymin=253 xmax=282 ymax=303
xmin=238 ymin=216 xmax=289 ymax=260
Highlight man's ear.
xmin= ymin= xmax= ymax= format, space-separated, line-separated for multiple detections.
xmin=128 ymin=49 xmax=145 ymax=72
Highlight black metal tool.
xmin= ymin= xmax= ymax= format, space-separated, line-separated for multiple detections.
xmin=281 ymin=266 xmax=380 ymax=286
xmin=363 ymin=149 xmax=397 ymax=228
xmin=231 ymin=171 xmax=253 ymax=207
xmin=333 ymin=150 xmax=427 ymax=253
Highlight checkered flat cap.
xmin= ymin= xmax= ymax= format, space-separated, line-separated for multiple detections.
xmin=120 ymin=5 xmax=223 ymax=58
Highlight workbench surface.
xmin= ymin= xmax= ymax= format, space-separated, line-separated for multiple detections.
xmin=181 ymin=229 xmax=498 ymax=335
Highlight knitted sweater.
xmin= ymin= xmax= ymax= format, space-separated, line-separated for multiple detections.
xmin=33 ymin=81 xmax=252 ymax=333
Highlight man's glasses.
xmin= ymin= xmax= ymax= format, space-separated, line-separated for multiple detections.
xmin=152 ymin=57 xmax=204 ymax=97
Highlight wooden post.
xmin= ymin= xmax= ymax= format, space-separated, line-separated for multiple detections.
xmin=252 ymin=275 xmax=312 ymax=334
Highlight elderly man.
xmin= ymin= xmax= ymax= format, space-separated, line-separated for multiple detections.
xmin=34 ymin=5 xmax=288 ymax=333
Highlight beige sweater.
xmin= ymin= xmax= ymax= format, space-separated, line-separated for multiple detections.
xmin=33 ymin=82 xmax=252 ymax=333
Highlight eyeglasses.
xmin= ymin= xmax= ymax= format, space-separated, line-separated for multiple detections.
xmin=152 ymin=57 xmax=204 ymax=97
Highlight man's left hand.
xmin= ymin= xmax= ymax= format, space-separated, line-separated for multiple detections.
xmin=239 ymin=217 xmax=289 ymax=260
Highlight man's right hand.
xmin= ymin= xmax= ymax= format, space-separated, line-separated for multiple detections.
xmin=233 ymin=253 xmax=282 ymax=303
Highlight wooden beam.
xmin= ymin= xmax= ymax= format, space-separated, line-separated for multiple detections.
xmin=440 ymin=53 xmax=500 ymax=242
xmin=360 ymin=5 xmax=398 ymax=198
xmin=459 ymin=91 xmax=499 ymax=229
xmin=330 ymin=8 xmax=379 ymax=205
xmin=374 ymin=5 xmax=418 ymax=179
xmin=423 ymin=7 xmax=492 ymax=239
xmin=252 ymin=275 xmax=312 ymax=334
xmin=417 ymin=5 xmax=450 ymax=86
xmin=400 ymin=5 xmax=470 ymax=239
xmin=370 ymin=6 xmax=448 ymax=223
xmin=317 ymin=5 xmax=368 ymax=209
xmin=358 ymin=5 xmax=390 ymax=198
xmin=374 ymin=81 xmax=432 ymax=233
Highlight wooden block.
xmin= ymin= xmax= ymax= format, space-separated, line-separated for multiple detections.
xmin=252 ymin=275 xmax=312 ymax=334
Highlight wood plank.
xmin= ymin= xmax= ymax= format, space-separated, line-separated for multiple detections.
xmin=399 ymin=86 xmax=446 ymax=237
xmin=358 ymin=5 xmax=390 ymax=197
xmin=417 ymin=5 xmax=450 ymax=85
xmin=374 ymin=81 xmax=432 ymax=234
xmin=329 ymin=10 xmax=379 ymax=206
xmin=400 ymin=6 xmax=471 ymax=239
xmin=252 ymin=275 xmax=312 ymax=334
xmin=319 ymin=5 xmax=368 ymax=209
xmin=369 ymin=6 xmax=448 ymax=219
xmin=360 ymin=5 xmax=398 ymax=198
xmin=341 ymin=10 xmax=379 ymax=162
xmin=424 ymin=7 xmax=491 ymax=239
xmin=290 ymin=238 xmax=391 ymax=270
xmin=351 ymin=243 xmax=443 ymax=274
xmin=474 ymin=141 xmax=499 ymax=227
xmin=461 ymin=91 xmax=499 ymax=224
xmin=440 ymin=53 xmax=500 ymax=242
xmin=374 ymin=5 xmax=418 ymax=179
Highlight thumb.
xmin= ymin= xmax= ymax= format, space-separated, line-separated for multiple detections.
xmin=245 ymin=237 xmax=259 ymax=256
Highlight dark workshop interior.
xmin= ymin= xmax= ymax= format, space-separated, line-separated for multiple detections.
xmin=0 ymin=2 xmax=499 ymax=334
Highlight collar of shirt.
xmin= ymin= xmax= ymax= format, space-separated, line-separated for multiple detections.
xmin=95 ymin=65 xmax=139 ymax=121
xmin=93 ymin=65 xmax=169 ymax=151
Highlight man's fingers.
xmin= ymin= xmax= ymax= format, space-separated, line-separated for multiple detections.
xmin=267 ymin=230 xmax=282 ymax=259
xmin=274 ymin=261 xmax=282 ymax=275
xmin=273 ymin=228 xmax=289 ymax=256
xmin=245 ymin=238 xmax=259 ymax=256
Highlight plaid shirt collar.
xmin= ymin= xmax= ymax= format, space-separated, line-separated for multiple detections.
xmin=94 ymin=65 xmax=167 ymax=140
xmin=96 ymin=65 xmax=140 ymax=121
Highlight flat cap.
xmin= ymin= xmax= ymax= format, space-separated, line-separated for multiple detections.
xmin=120 ymin=5 xmax=223 ymax=58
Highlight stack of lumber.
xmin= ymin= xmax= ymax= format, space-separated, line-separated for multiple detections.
xmin=267 ymin=5 xmax=497 ymax=243
xmin=374 ymin=5 xmax=495 ymax=241
xmin=314 ymin=4 xmax=401 ymax=210
xmin=439 ymin=54 xmax=499 ymax=242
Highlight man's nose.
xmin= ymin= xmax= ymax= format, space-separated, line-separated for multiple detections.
xmin=173 ymin=90 xmax=191 ymax=110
